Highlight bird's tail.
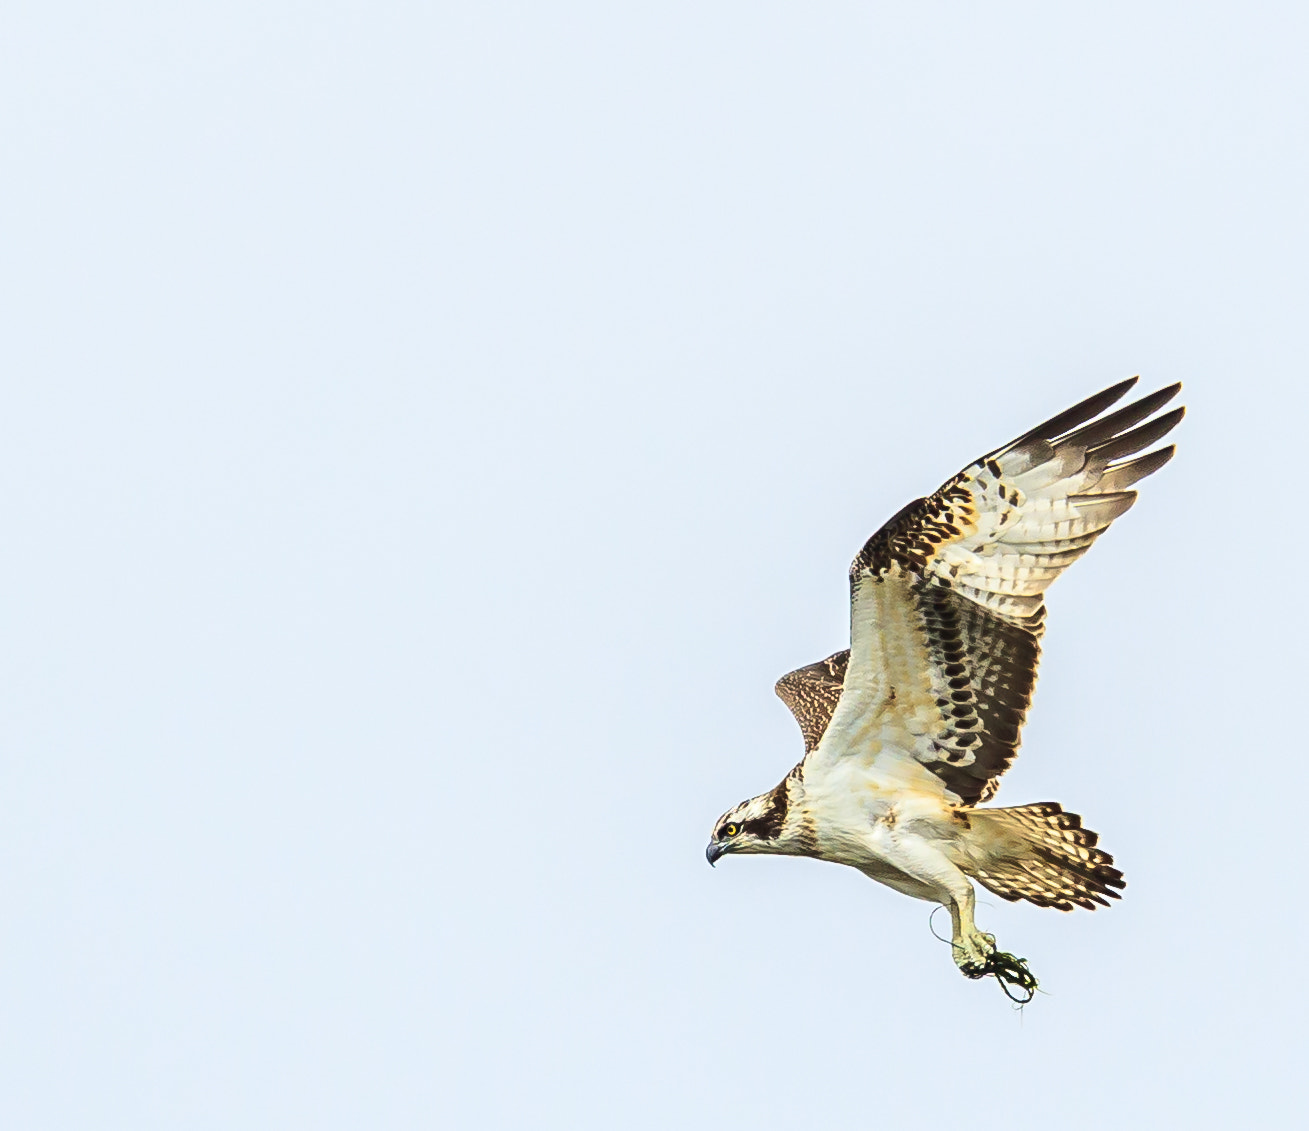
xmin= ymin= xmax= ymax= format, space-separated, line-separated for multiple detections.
xmin=960 ymin=802 xmax=1125 ymax=911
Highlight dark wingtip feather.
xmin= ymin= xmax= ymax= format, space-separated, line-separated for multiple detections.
xmin=1093 ymin=442 xmax=1178 ymax=492
xmin=1058 ymin=383 xmax=1181 ymax=449
xmin=1005 ymin=377 xmax=1140 ymax=451
xmin=1088 ymin=406 xmax=1186 ymax=464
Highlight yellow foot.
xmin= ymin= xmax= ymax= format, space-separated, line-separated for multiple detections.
xmin=952 ymin=930 xmax=996 ymax=972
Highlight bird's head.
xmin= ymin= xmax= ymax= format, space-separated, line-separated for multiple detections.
xmin=705 ymin=782 xmax=789 ymax=865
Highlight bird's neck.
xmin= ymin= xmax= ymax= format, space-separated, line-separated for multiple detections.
xmin=751 ymin=772 xmax=820 ymax=856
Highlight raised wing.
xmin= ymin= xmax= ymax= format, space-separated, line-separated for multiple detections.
xmin=775 ymin=652 xmax=848 ymax=754
xmin=804 ymin=378 xmax=1182 ymax=805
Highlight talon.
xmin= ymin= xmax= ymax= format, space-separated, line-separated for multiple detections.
xmin=949 ymin=930 xmax=1040 ymax=1003
xmin=952 ymin=928 xmax=996 ymax=973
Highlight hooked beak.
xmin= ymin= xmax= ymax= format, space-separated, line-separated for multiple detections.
xmin=705 ymin=840 xmax=725 ymax=867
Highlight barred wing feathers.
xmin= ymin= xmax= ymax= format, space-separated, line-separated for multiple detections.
xmin=799 ymin=378 xmax=1182 ymax=805
xmin=775 ymin=653 xmax=848 ymax=754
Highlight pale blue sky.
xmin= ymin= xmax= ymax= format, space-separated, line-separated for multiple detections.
xmin=3 ymin=3 xmax=1307 ymax=1128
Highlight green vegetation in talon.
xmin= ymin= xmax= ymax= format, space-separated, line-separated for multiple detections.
xmin=986 ymin=951 xmax=1039 ymax=1004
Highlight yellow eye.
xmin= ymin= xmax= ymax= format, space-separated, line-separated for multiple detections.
xmin=724 ymin=824 xmax=739 ymax=838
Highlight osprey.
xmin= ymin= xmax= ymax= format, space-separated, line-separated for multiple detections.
xmin=707 ymin=378 xmax=1182 ymax=999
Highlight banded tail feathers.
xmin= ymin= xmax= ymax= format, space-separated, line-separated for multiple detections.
xmin=961 ymin=802 xmax=1125 ymax=911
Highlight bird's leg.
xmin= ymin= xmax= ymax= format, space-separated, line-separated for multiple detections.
xmin=945 ymin=882 xmax=1039 ymax=1003
xmin=943 ymin=878 xmax=996 ymax=976
xmin=866 ymin=819 xmax=1038 ymax=1000
xmin=867 ymin=822 xmax=997 ymax=973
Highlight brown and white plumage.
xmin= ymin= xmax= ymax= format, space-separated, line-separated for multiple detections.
xmin=707 ymin=378 xmax=1182 ymax=991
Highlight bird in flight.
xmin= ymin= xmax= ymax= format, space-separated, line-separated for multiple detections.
xmin=706 ymin=378 xmax=1182 ymax=999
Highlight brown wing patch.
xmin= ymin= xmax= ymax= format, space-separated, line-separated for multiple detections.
xmin=775 ymin=652 xmax=848 ymax=754
xmin=848 ymin=484 xmax=977 ymax=579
